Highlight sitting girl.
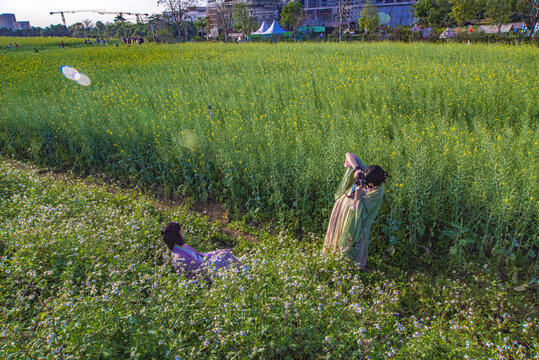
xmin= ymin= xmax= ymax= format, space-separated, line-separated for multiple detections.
xmin=161 ymin=222 xmax=242 ymax=278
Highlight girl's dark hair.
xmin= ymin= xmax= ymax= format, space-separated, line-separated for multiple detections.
xmin=161 ymin=222 xmax=184 ymax=250
xmin=364 ymin=165 xmax=389 ymax=187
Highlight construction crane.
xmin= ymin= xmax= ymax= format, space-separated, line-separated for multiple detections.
xmin=97 ymin=11 xmax=150 ymax=24
xmin=50 ymin=10 xmax=104 ymax=26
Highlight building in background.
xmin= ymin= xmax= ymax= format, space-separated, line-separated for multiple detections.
xmin=17 ymin=21 xmax=31 ymax=30
xmin=303 ymin=0 xmax=417 ymax=29
xmin=164 ymin=7 xmax=207 ymax=22
xmin=0 ymin=13 xmax=19 ymax=30
xmin=185 ymin=7 xmax=207 ymax=22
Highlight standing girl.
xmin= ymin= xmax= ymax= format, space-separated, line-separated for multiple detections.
xmin=323 ymin=153 xmax=388 ymax=269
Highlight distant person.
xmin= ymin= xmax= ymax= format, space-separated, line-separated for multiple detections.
xmin=14 ymin=43 xmax=19 ymax=50
xmin=161 ymin=222 xmax=242 ymax=278
xmin=323 ymin=153 xmax=388 ymax=270
xmin=60 ymin=41 xmax=64 ymax=48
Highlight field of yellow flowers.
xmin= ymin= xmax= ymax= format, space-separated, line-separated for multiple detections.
xmin=0 ymin=39 xmax=537 ymax=279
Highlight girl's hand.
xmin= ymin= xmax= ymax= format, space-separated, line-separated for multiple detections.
xmin=345 ymin=153 xmax=358 ymax=169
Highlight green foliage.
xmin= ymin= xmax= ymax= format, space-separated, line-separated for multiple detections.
xmin=194 ymin=17 xmax=208 ymax=39
xmin=357 ymin=0 xmax=380 ymax=33
xmin=41 ymin=24 xmax=71 ymax=37
xmin=280 ymin=1 xmax=305 ymax=33
xmin=450 ymin=0 xmax=478 ymax=27
xmin=232 ymin=3 xmax=257 ymax=37
xmin=412 ymin=0 xmax=454 ymax=27
xmin=0 ymin=160 xmax=537 ymax=358
xmin=486 ymin=0 xmax=513 ymax=30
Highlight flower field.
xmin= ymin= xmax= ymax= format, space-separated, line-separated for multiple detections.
xmin=0 ymin=39 xmax=537 ymax=280
xmin=0 ymin=160 xmax=537 ymax=359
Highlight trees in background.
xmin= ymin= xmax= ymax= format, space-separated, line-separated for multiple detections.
xmin=194 ymin=17 xmax=208 ymax=39
xmin=449 ymin=0 xmax=478 ymax=27
xmin=213 ymin=0 xmax=234 ymax=42
xmin=40 ymin=24 xmax=70 ymax=37
xmin=486 ymin=0 xmax=512 ymax=32
xmin=515 ymin=0 xmax=536 ymax=30
xmin=157 ymin=0 xmax=194 ymax=40
xmin=233 ymin=3 xmax=256 ymax=39
xmin=411 ymin=0 xmax=535 ymax=33
xmin=412 ymin=0 xmax=453 ymax=27
xmin=0 ymin=17 xmax=198 ymax=41
xmin=281 ymin=1 xmax=305 ymax=38
xmin=357 ymin=0 xmax=380 ymax=33
xmin=114 ymin=14 xmax=127 ymax=23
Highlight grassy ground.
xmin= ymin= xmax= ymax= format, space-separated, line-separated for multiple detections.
xmin=0 ymin=159 xmax=536 ymax=359
xmin=1 ymin=37 xmax=86 ymax=52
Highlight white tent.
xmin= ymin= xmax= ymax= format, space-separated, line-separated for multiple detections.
xmin=262 ymin=20 xmax=287 ymax=35
xmin=509 ymin=22 xmax=525 ymax=31
xmin=478 ymin=25 xmax=499 ymax=34
xmin=439 ymin=27 xmax=455 ymax=39
xmin=499 ymin=24 xmax=514 ymax=33
xmin=252 ymin=21 xmax=269 ymax=35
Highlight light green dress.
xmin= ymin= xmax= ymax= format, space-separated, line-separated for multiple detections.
xmin=323 ymin=158 xmax=384 ymax=268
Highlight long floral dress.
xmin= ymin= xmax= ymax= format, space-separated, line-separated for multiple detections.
xmin=171 ymin=244 xmax=242 ymax=277
xmin=323 ymin=156 xmax=384 ymax=268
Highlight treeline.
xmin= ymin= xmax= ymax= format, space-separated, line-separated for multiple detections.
xmin=0 ymin=15 xmax=206 ymax=42
xmin=412 ymin=0 xmax=534 ymax=29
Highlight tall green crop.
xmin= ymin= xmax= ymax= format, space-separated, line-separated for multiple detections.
xmin=0 ymin=40 xmax=537 ymax=277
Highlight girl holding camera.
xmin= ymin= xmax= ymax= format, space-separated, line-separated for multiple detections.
xmin=323 ymin=153 xmax=388 ymax=269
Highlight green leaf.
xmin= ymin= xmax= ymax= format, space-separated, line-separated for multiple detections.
xmin=389 ymin=235 xmax=398 ymax=245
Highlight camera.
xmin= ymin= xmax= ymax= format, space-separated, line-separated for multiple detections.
xmin=355 ymin=171 xmax=367 ymax=187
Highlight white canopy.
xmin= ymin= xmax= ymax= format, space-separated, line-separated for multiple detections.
xmin=478 ymin=25 xmax=499 ymax=34
xmin=439 ymin=27 xmax=455 ymax=39
xmin=252 ymin=21 xmax=269 ymax=35
xmin=500 ymin=24 xmax=514 ymax=33
xmin=262 ymin=20 xmax=287 ymax=35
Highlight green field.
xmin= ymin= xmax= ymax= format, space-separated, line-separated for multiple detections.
xmin=0 ymin=160 xmax=537 ymax=359
xmin=0 ymin=39 xmax=538 ymax=280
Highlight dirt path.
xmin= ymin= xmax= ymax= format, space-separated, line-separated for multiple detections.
xmin=2 ymin=158 xmax=259 ymax=243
